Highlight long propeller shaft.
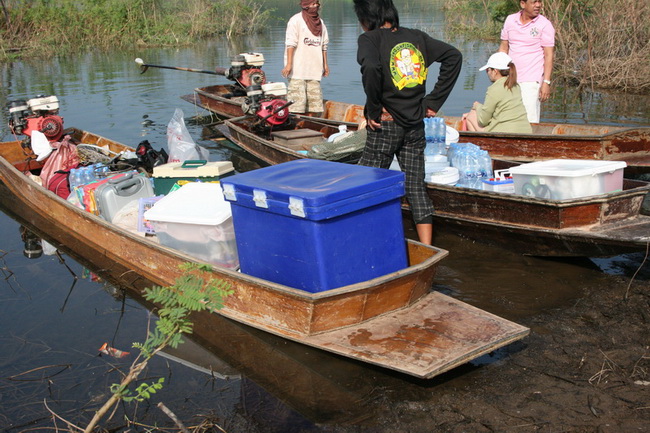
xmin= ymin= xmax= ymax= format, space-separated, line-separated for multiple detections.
xmin=134 ymin=58 xmax=227 ymax=76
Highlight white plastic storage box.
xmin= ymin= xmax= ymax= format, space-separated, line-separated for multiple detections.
xmin=509 ymin=159 xmax=626 ymax=200
xmin=143 ymin=183 xmax=239 ymax=268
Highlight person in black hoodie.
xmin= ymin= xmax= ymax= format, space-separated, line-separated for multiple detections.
xmin=353 ymin=0 xmax=461 ymax=245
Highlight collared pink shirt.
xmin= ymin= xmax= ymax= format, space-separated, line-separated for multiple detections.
xmin=501 ymin=12 xmax=555 ymax=83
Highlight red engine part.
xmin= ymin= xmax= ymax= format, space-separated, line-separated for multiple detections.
xmin=256 ymin=99 xmax=291 ymax=126
xmin=238 ymin=68 xmax=266 ymax=88
xmin=23 ymin=115 xmax=64 ymax=142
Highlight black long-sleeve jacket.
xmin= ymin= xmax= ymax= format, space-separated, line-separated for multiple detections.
xmin=357 ymin=27 xmax=462 ymax=128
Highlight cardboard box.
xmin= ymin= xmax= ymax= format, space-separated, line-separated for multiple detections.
xmin=221 ymin=159 xmax=408 ymax=292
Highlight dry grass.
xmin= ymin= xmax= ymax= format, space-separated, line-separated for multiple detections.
xmin=444 ymin=0 xmax=650 ymax=94
xmin=545 ymin=0 xmax=650 ymax=93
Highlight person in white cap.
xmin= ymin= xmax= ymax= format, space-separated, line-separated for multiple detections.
xmin=462 ymin=52 xmax=532 ymax=133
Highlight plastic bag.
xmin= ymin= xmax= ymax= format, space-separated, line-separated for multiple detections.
xmin=166 ymin=108 xmax=209 ymax=162
xmin=40 ymin=135 xmax=80 ymax=188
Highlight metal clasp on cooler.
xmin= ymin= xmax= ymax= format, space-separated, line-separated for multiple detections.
xmin=288 ymin=196 xmax=305 ymax=217
xmin=222 ymin=183 xmax=236 ymax=201
xmin=253 ymin=189 xmax=268 ymax=208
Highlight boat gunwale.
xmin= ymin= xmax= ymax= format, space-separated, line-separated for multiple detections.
xmin=426 ymin=177 xmax=650 ymax=207
xmin=449 ymin=122 xmax=649 ymax=141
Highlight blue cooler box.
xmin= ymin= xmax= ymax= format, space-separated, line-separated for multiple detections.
xmin=221 ymin=159 xmax=408 ymax=292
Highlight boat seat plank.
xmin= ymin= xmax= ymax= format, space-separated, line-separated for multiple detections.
xmin=551 ymin=124 xmax=612 ymax=135
xmin=229 ymin=291 xmax=529 ymax=379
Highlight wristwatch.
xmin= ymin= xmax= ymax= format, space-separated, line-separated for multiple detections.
xmin=543 ymin=79 xmax=551 ymax=85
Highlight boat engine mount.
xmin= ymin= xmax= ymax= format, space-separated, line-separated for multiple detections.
xmin=8 ymin=95 xmax=64 ymax=142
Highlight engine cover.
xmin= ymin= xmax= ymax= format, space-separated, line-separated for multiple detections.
xmin=238 ymin=68 xmax=266 ymax=88
xmin=256 ymin=99 xmax=290 ymax=126
xmin=23 ymin=115 xmax=65 ymax=142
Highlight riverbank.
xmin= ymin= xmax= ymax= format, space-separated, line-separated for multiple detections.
xmin=0 ymin=0 xmax=270 ymax=59
xmin=325 ymin=263 xmax=650 ymax=432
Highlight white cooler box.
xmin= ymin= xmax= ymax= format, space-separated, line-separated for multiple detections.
xmin=509 ymin=159 xmax=626 ymax=200
xmin=144 ymin=182 xmax=239 ymax=269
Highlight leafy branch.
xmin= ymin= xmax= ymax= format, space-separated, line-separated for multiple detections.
xmin=82 ymin=263 xmax=231 ymax=432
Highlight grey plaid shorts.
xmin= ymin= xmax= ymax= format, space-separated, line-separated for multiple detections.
xmin=358 ymin=121 xmax=434 ymax=223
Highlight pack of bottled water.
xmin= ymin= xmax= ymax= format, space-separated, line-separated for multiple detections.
xmin=69 ymin=163 xmax=109 ymax=189
xmin=423 ymin=117 xmax=447 ymax=157
xmin=447 ymin=142 xmax=493 ymax=189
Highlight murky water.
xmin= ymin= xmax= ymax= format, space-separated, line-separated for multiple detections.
xmin=1 ymin=0 xmax=649 ymax=430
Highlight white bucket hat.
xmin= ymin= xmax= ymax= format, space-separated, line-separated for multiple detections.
xmin=479 ymin=52 xmax=513 ymax=71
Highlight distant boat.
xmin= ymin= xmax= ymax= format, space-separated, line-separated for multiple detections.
xmin=0 ymin=128 xmax=528 ymax=379
xmin=223 ymin=115 xmax=650 ymax=257
xmin=183 ymin=84 xmax=650 ymax=174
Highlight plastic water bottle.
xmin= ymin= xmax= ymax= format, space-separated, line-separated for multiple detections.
xmin=69 ymin=168 xmax=82 ymax=189
xmin=435 ymin=117 xmax=446 ymax=155
xmin=455 ymin=151 xmax=471 ymax=187
xmin=468 ymin=152 xmax=482 ymax=189
xmin=424 ymin=118 xmax=436 ymax=156
xmin=477 ymin=150 xmax=493 ymax=183
xmin=81 ymin=166 xmax=96 ymax=184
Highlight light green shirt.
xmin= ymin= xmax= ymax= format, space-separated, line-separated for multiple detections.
xmin=475 ymin=77 xmax=532 ymax=133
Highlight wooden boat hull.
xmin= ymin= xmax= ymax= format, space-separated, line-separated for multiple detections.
xmin=181 ymin=84 xmax=248 ymax=119
xmin=224 ymin=116 xmax=650 ymax=257
xmin=185 ymin=86 xmax=650 ymax=173
xmin=0 ymin=131 xmax=528 ymax=379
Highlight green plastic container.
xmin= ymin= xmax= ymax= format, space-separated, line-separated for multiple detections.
xmin=152 ymin=160 xmax=235 ymax=195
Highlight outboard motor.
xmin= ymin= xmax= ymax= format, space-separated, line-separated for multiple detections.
xmin=8 ymin=95 xmax=64 ymax=142
xmin=241 ymin=81 xmax=293 ymax=126
xmin=215 ymin=52 xmax=267 ymax=88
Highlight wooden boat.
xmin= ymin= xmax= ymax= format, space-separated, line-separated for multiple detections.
xmin=223 ymin=115 xmax=650 ymax=257
xmin=0 ymin=129 xmax=528 ymax=379
xmin=184 ymin=85 xmax=650 ymax=173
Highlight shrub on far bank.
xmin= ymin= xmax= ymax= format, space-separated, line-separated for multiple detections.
xmin=0 ymin=0 xmax=271 ymax=59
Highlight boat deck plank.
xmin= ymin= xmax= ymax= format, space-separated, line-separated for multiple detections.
xmin=223 ymin=291 xmax=529 ymax=379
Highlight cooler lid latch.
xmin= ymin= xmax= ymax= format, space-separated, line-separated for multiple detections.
xmin=288 ymin=197 xmax=305 ymax=217
xmin=222 ymin=183 xmax=236 ymax=201
xmin=253 ymin=189 xmax=269 ymax=208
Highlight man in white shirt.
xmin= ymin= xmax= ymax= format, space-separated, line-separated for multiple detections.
xmin=281 ymin=1 xmax=330 ymax=116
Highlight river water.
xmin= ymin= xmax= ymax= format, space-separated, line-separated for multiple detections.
xmin=1 ymin=0 xmax=649 ymax=430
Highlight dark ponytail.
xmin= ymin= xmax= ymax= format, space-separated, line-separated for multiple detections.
xmin=501 ymin=62 xmax=518 ymax=90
